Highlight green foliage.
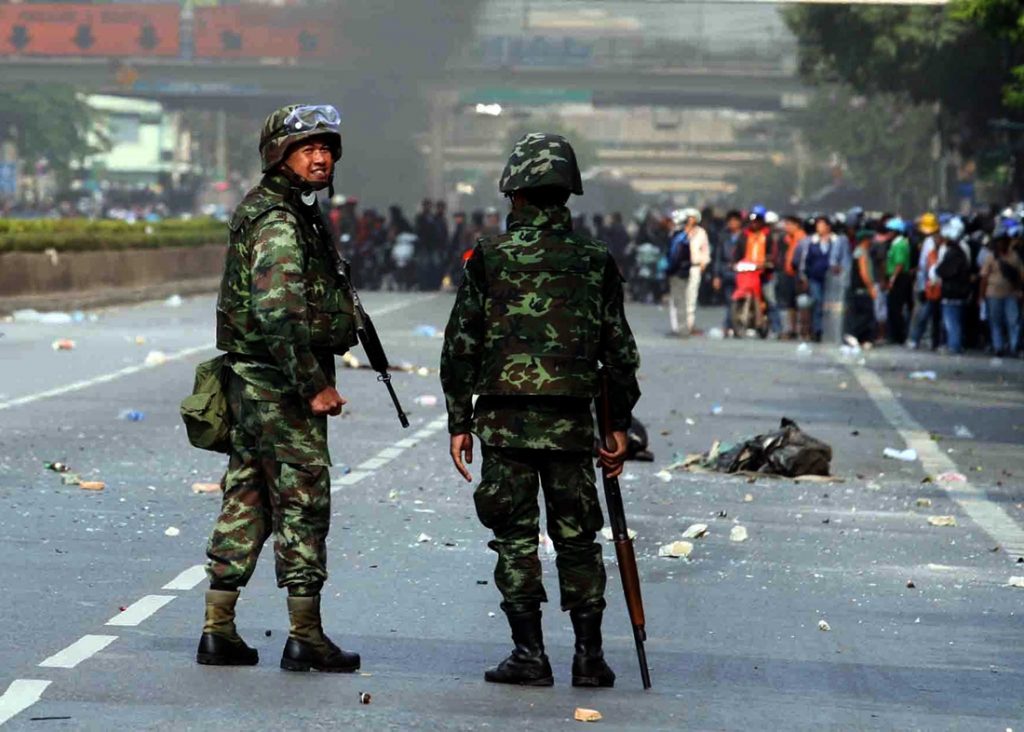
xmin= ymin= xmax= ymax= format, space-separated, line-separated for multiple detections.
xmin=795 ymin=86 xmax=938 ymax=213
xmin=954 ymin=0 xmax=1024 ymax=109
xmin=0 ymin=218 xmax=226 ymax=253
xmin=0 ymin=84 xmax=105 ymax=188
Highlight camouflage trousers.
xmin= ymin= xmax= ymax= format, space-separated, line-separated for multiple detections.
xmin=474 ymin=445 xmax=607 ymax=614
xmin=205 ymin=372 xmax=332 ymax=597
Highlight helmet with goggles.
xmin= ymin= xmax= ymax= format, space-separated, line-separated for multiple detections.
xmin=259 ymin=104 xmax=342 ymax=173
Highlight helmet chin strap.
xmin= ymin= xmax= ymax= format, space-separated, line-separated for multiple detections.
xmin=279 ymin=162 xmax=335 ymax=203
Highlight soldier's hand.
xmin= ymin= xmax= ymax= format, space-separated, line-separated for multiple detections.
xmin=450 ymin=433 xmax=474 ymax=483
xmin=598 ymin=430 xmax=628 ymax=479
xmin=310 ymin=386 xmax=347 ymax=417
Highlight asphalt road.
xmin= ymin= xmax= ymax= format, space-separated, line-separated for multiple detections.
xmin=1 ymin=292 xmax=1022 ymax=731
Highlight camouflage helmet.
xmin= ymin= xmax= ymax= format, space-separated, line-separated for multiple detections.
xmin=498 ymin=132 xmax=583 ymax=195
xmin=259 ymin=104 xmax=343 ymax=173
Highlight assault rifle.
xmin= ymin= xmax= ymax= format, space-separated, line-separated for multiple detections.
xmin=597 ymin=370 xmax=652 ymax=689
xmin=322 ymin=230 xmax=409 ymax=428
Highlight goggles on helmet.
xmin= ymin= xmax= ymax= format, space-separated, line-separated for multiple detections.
xmin=282 ymin=105 xmax=341 ymax=134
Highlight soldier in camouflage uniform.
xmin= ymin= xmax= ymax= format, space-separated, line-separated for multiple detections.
xmin=440 ymin=132 xmax=641 ymax=687
xmin=197 ymin=104 xmax=361 ymax=674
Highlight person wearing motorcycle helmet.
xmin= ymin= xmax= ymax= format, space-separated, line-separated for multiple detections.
xmin=201 ymin=104 xmax=363 ymax=675
xmin=441 ymin=132 xmax=640 ymax=689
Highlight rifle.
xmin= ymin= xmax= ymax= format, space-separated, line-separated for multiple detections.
xmin=321 ymin=226 xmax=410 ymax=428
xmin=597 ymin=370 xmax=652 ymax=689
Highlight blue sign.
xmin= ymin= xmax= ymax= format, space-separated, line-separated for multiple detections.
xmin=0 ymin=162 xmax=16 ymax=198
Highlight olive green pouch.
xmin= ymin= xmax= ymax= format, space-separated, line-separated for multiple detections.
xmin=180 ymin=355 xmax=231 ymax=453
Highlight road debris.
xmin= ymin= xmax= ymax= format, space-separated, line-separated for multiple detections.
xmin=413 ymin=395 xmax=439 ymax=407
xmin=710 ymin=403 xmax=724 ymax=416
xmin=818 ymin=619 xmax=831 ymax=632
xmin=729 ymin=526 xmax=749 ymax=542
xmin=672 ymin=418 xmax=831 ymax=477
xmin=414 ymin=324 xmax=439 ymax=337
xmin=144 ymin=350 xmax=168 ymax=367
xmin=574 ymin=708 xmax=602 ymax=723
xmin=883 ymin=447 xmax=918 ymax=462
xmin=658 ymin=541 xmax=693 ymax=559
xmin=341 ymin=352 xmax=361 ymax=369
xmin=118 ymin=409 xmax=145 ymax=422
xmin=655 ymin=469 xmax=673 ymax=482
xmin=743 ymin=493 xmax=754 ymax=502
xmin=358 ymin=692 xmax=372 ymax=705
xmin=79 ymin=481 xmax=105 ymax=491
xmin=45 ymin=462 xmax=71 ymax=473
xmin=681 ymin=523 xmax=709 ymax=539
xmin=927 ymin=515 xmax=957 ymax=527
xmin=796 ymin=342 xmax=813 ymax=356
xmin=915 ymin=498 xmax=933 ymax=508
xmin=908 ymin=370 xmax=937 ymax=381
xmin=164 ymin=294 xmax=184 ymax=307
xmin=51 ymin=338 xmax=76 ymax=351
xmin=906 ymin=580 xmax=916 ymax=588
xmin=192 ymin=482 xmax=221 ymax=494
xmin=601 ymin=527 xmax=637 ymax=541
xmin=937 ymin=471 xmax=966 ymax=484
xmin=164 ymin=526 xmax=181 ymax=537
xmin=953 ymin=425 xmax=974 ymax=439
xmin=1007 ymin=577 xmax=1024 ymax=589
xmin=417 ymin=533 xmax=432 ymax=543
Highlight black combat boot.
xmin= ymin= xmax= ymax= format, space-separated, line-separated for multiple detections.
xmin=196 ymin=589 xmax=259 ymax=666
xmin=280 ymin=595 xmax=360 ymax=673
xmin=484 ymin=609 xmax=554 ymax=686
xmin=570 ymin=605 xmax=616 ymax=688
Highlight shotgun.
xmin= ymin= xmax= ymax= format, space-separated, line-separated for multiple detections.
xmin=597 ymin=369 xmax=652 ymax=689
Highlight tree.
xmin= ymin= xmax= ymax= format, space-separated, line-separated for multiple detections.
xmin=782 ymin=2 xmax=1024 ymax=199
xmin=955 ymin=0 xmax=1024 ymax=110
xmin=0 ymin=84 xmax=102 ymax=192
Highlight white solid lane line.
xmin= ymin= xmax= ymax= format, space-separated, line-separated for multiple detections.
xmin=0 ymin=345 xmax=212 ymax=412
xmin=356 ymin=457 xmax=390 ymax=471
xmin=849 ymin=363 xmax=1024 ymax=557
xmin=0 ymin=293 xmax=440 ymax=414
xmin=106 ymin=595 xmax=176 ymax=627
xmin=376 ymin=447 xmax=405 ymax=460
xmin=0 ymin=679 xmax=51 ymax=727
xmin=162 ymin=565 xmax=207 ymax=592
xmin=39 ymin=635 xmax=117 ymax=669
xmin=395 ymin=438 xmax=419 ymax=449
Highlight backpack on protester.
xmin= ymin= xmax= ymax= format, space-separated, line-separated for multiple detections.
xmin=665 ymin=231 xmax=692 ymax=278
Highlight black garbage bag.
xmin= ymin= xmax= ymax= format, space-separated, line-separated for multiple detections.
xmin=712 ymin=418 xmax=831 ymax=476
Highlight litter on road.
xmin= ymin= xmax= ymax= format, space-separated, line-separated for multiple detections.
xmin=908 ymin=371 xmax=937 ymax=381
xmin=601 ymin=527 xmax=637 ymax=541
xmin=574 ymin=708 xmax=602 ymax=723
xmin=417 ymin=533 xmax=432 ymax=543
xmin=118 ymin=409 xmax=145 ymax=422
xmin=164 ymin=294 xmax=184 ymax=307
xmin=144 ymin=351 xmax=168 ymax=367
xmin=937 ymin=471 xmax=967 ymax=484
xmin=953 ymin=425 xmax=974 ymax=439
xmin=655 ymin=469 xmax=673 ymax=482
xmin=164 ymin=527 xmax=181 ymax=537
xmin=413 ymin=395 xmax=439 ymax=407
xmin=358 ymin=692 xmax=372 ymax=705
xmin=414 ymin=324 xmax=439 ymax=337
xmin=658 ymin=541 xmax=693 ymax=558
xmin=818 ymin=619 xmax=831 ymax=632
xmin=915 ymin=498 xmax=933 ymax=508
xmin=51 ymin=338 xmax=76 ymax=351
xmin=681 ymin=523 xmax=709 ymax=539
xmin=730 ymin=526 xmax=749 ymax=542
xmin=192 ymin=482 xmax=221 ymax=494
xmin=927 ymin=516 xmax=957 ymax=527
xmin=1006 ymin=577 xmax=1024 ymax=589
xmin=79 ymin=481 xmax=105 ymax=491
xmin=883 ymin=447 xmax=918 ymax=462
xmin=673 ymin=418 xmax=832 ymax=477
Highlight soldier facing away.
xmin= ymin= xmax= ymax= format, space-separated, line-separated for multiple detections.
xmin=440 ymin=132 xmax=641 ymax=687
xmin=197 ymin=104 xmax=361 ymax=673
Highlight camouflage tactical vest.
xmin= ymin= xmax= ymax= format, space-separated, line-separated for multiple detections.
xmin=216 ymin=176 xmax=357 ymax=357
xmin=475 ymin=206 xmax=607 ymax=398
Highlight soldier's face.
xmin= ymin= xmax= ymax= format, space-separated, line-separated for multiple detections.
xmin=285 ymin=138 xmax=335 ymax=185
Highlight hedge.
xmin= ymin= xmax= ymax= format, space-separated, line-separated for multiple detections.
xmin=0 ymin=218 xmax=228 ymax=253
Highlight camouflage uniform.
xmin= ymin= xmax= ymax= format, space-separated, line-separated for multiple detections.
xmin=440 ymin=135 xmax=641 ymax=616
xmin=206 ymin=111 xmax=355 ymax=598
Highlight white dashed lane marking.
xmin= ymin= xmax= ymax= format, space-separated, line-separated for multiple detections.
xmin=848 ymin=363 xmax=1024 ymax=557
xmin=376 ymin=447 xmax=405 ymax=460
xmin=162 ymin=565 xmax=207 ymax=592
xmin=38 ymin=635 xmax=118 ymax=669
xmin=106 ymin=595 xmax=176 ymax=627
xmin=0 ymin=680 xmax=51 ymax=726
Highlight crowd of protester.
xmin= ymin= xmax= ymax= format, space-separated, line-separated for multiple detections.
xmin=325 ymin=196 xmax=1024 ymax=358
